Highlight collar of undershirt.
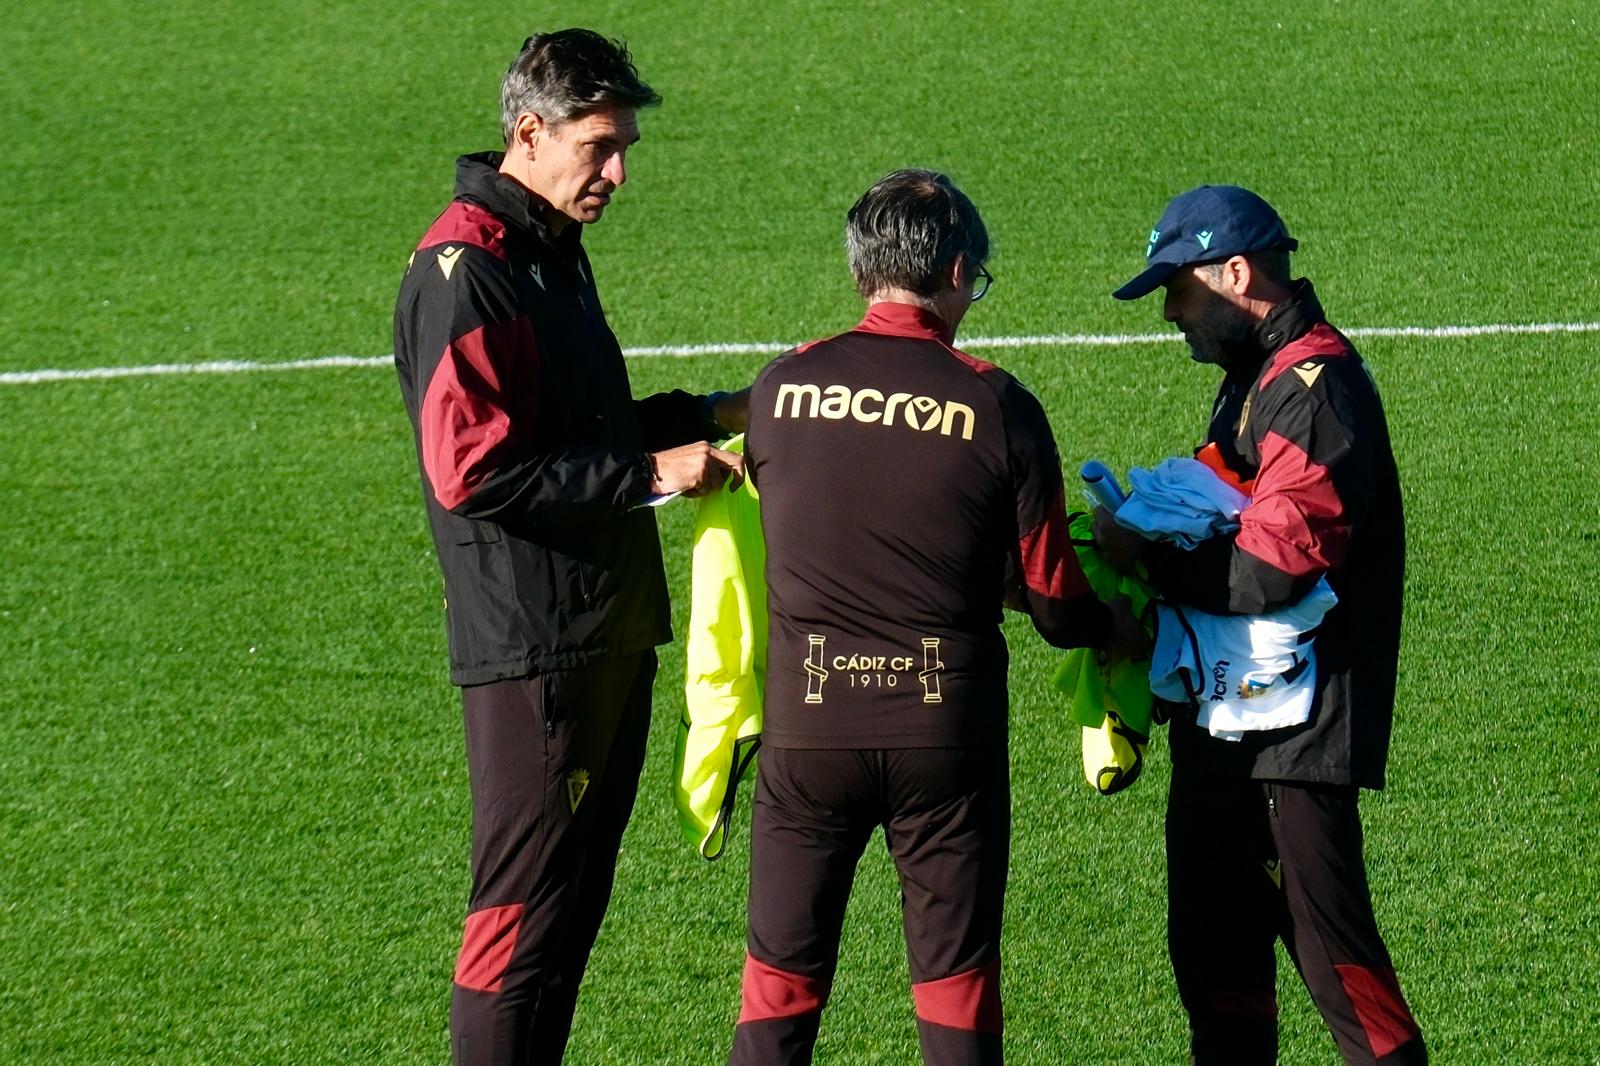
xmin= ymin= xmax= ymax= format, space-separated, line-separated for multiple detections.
xmin=855 ymin=301 xmax=955 ymax=346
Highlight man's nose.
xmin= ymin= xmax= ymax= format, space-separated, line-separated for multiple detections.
xmin=1163 ymin=291 xmax=1180 ymax=323
xmin=602 ymin=151 xmax=627 ymax=188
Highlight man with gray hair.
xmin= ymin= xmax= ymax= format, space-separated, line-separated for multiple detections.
xmin=728 ymin=169 xmax=1144 ymax=1065
xmin=393 ymin=29 xmax=745 ymax=1065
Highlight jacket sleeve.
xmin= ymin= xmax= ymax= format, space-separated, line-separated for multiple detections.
xmin=1003 ymin=377 xmax=1113 ymax=648
xmin=635 ymin=389 xmax=721 ymax=450
xmin=1148 ymin=358 xmax=1357 ymax=615
xmin=406 ymin=248 xmax=655 ymax=528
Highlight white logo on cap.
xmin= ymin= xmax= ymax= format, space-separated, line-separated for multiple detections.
xmin=1197 ymin=230 xmax=1214 ymax=251
xmin=1145 ymin=228 xmax=1161 ymax=257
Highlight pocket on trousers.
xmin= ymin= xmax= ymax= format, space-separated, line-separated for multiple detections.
xmin=537 ymin=670 xmax=561 ymax=739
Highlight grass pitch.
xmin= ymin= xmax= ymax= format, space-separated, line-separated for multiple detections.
xmin=2 ymin=2 xmax=1598 ymax=1063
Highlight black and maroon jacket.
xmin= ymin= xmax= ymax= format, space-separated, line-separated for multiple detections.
xmin=746 ymin=302 xmax=1112 ymax=750
xmin=1147 ymin=280 xmax=1405 ymax=789
xmin=394 ymin=152 xmax=712 ymax=685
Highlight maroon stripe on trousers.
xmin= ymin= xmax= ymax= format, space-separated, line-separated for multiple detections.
xmin=911 ymin=956 xmax=1002 ymax=1034
xmin=737 ymin=955 xmax=829 ymax=1023
xmin=1334 ymin=963 xmax=1420 ymax=1058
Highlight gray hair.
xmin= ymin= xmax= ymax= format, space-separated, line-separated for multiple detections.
xmin=844 ymin=169 xmax=990 ymax=300
xmin=500 ymin=29 xmax=661 ymax=144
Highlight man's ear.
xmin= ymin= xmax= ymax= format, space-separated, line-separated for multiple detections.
xmin=1221 ymin=254 xmax=1254 ymax=297
xmin=510 ymin=112 xmax=544 ymax=157
xmin=947 ymin=253 xmax=968 ymax=294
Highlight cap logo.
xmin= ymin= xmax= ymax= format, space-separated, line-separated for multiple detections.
xmin=1196 ymin=230 xmax=1214 ymax=251
xmin=1145 ymin=228 xmax=1161 ymax=257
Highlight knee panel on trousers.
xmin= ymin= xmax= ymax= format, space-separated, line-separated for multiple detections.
xmin=454 ymin=902 xmax=525 ymax=994
xmin=1333 ymin=963 xmax=1423 ymax=1060
xmin=911 ymin=956 xmax=1002 ymax=1034
xmin=738 ymin=953 xmax=832 ymax=1024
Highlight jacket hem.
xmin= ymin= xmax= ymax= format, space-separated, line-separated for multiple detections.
xmin=451 ymin=631 xmax=671 ymax=686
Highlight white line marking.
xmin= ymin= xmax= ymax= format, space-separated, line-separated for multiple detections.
xmin=0 ymin=355 xmax=394 ymax=385
xmin=3 ymin=320 xmax=1596 ymax=386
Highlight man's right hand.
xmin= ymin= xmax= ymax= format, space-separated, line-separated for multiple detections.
xmin=650 ymin=441 xmax=745 ymax=497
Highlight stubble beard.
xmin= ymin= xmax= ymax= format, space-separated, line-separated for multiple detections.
xmin=1184 ymin=291 xmax=1258 ymax=365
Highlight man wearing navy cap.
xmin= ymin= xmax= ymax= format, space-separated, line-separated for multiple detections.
xmin=1097 ymin=186 xmax=1428 ymax=1065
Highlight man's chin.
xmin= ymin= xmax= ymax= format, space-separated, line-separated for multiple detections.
xmin=552 ymin=199 xmax=609 ymax=227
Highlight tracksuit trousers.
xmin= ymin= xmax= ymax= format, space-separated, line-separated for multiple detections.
xmin=1166 ymin=774 xmax=1427 ymax=1065
xmin=449 ymin=650 xmax=656 ymax=1066
xmin=730 ymin=745 xmax=1010 ymax=1066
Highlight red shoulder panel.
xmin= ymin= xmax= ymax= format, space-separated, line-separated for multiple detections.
xmin=418 ymin=202 xmax=509 ymax=261
xmin=1261 ymin=322 xmax=1353 ymax=388
xmin=942 ymin=344 xmax=1000 ymax=375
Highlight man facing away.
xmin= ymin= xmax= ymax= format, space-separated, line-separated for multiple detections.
xmin=1098 ymin=184 xmax=1427 ymax=1065
xmin=729 ymin=169 xmax=1145 ymax=1066
xmin=393 ymin=29 xmax=745 ymax=1066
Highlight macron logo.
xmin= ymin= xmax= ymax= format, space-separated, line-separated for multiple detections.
xmin=1293 ymin=362 xmax=1325 ymax=388
xmin=774 ymin=382 xmax=976 ymax=440
xmin=1196 ymin=230 xmax=1214 ymax=251
xmin=436 ymin=246 xmax=463 ymax=280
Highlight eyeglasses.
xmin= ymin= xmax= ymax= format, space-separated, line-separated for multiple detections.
xmin=971 ymin=265 xmax=993 ymax=302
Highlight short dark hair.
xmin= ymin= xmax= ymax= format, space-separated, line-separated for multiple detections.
xmin=500 ymin=29 xmax=661 ymax=143
xmin=1201 ymin=249 xmax=1291 ymax=287
xmin=844 ymin=169 xmax=990 ymax=299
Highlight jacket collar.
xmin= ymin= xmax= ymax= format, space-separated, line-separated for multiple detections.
xmin=1256 ymin=278 xmax=1325 ymax=355
xmin=1220 ymin=278 xmax=1324 ymax=378
xmin=855 ymin=301 xmax=956 ymax=346
xmin=453 ymin=151 xmax=582 ymax=254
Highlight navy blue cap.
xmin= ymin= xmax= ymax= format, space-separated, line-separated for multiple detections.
xmin=1112 ymin=185 xmax=1298 ymax=300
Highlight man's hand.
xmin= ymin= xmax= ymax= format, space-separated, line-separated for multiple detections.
xmin=1092 ymin=506 xmax=1149 ymax=575
xmin=651 ymin=441 xmax=744 ymax=497
xmin=712 ymin=388 xmax=751 ymax=435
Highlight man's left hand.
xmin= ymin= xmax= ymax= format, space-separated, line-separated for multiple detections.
xmin=652 ymin=441 xmax=745 ymax=497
